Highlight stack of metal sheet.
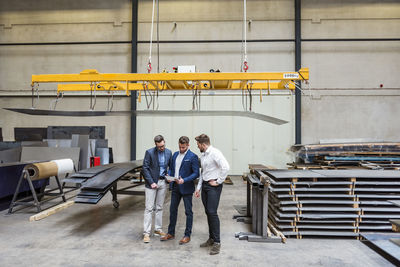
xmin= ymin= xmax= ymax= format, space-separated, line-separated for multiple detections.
xmin=263 ymin=169 xmax=400 ymax=238
xmin=289 ymin=143 xmax=400 ymax=170
xmin=64 ymin=160 xmax=142 ymax=204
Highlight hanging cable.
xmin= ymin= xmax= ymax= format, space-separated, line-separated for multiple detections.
xmin=242 ymin=0 xmax=248 ymax=72
xmin=247 ymin=83 xmax=253 ymax=111
xmin=49 ymin=92 xmax=64 ymax=110
xmin=242 ymin=87 xmax=247 ymax=111
xmin=89 ymin=82 xmax=97 ymax=110
xmin=107 ymin=88 xmax=114 ymax=111
xmin=31 ymin=83 xmax=40 ymax=109
xmin=147 ymin=0 xmax=156 ymax=73
xmin=157 ymin=0 xmax=160 ymax=73
xmin=142 ymin=83 xmax=153 ymax=109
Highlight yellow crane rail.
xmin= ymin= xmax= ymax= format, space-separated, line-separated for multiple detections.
xmin=30 ymin=68 xmax=309 ymax=96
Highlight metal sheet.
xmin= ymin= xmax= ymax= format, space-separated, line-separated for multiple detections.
xmin=45 ymin=139 xmax=73 ymax=148
xmin=0 ymin=148 xmax=22 ymax=163
xmin=4 ymin=108 xmax=288 ymax=125
xmin=278 ymin=200 xmax=359 ymax=205
xmin=265 ymin=169 xmax=326 ymax=179
xmin=359 ymin=225 xmax=392 ymax=230
xmin=361 ymin=233 xmax=400 ymax=265
xmin=0 ymin=142 xmax=21 ymax=151
xmin=273 ymin=193 xmax=357 ymax=199
xmin=20 ymin=147 xmax=79 ymax=173
xmin=47 ymin=126 xmax=105 ymax=139
xmin=362 ymin=214 xmax=400 ymax=219
xmin=362 ymin=207 xmax=400 ymax=212
xmin=62 ymin=177 xmax=87 ymax=184
xmin=14 ymin=128 xmax=47 ymax=141
xmin=279 ymin=206 xmax=360 ymax=212
xmin=390 ymin=238 xmax=400 ymax=247
xmin=71 ymin=134 xmax=90 ymax=170
xmin=75 ymin=196 xmax=102 ymax=204
xmin=312 ymin=169 xmax=400 ymax=179
xmin=266 ymin=169 xmax=400 ymax=179
xmin=389 ymin=200 xmax=400 ymax=207
xmin=74 ymin=165 xmax=113 ymax=175
xmin=81 ymin=164 xmax=137 ymax=190
xmin=95 ymin=148 xmax=110 ymax=165
xmin=294 ymin=231 xmax=359 ymax=237
xmin=279 ymin=225 xmax=357 ymax=230
xmin=271 ymin=187 xmax=351 ymax=192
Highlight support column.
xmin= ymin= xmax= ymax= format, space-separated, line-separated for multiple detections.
xmin=130 ymin=0 xmax=138 ymax=160
xmin=295 ymin=0 xmax=302 ymax=145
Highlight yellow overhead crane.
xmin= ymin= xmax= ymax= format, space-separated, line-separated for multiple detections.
xmin=4 ymin=68 xmax=310 ymax=123
xmin=31 ymin=68 xmax=309 ymax=101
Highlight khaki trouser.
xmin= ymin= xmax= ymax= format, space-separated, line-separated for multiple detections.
xmin=143 ymin=179 xmax=167 ymax=235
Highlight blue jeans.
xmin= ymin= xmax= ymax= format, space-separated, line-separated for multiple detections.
xmin=201 ymin=181 xmax=223 ymax=243
xmin=167 ymin=185 xmax=193 ymax=237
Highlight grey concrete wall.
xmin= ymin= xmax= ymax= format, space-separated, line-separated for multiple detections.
xmin=301 ymin=0 xmax=400 ymax=144
xmin=0 ymin=0 xmax=399 ymax=173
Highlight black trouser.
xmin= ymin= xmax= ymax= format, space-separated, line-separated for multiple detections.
xmin=201 ymin=181 xmax=223 ymax=243
xmin=167 ymin=184 xmax=193 ymax=237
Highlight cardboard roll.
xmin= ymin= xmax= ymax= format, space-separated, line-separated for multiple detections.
xmin=24 ymin=159 xmax=74 ymax=180
xmin=25 ymin=162 xmax=58 ymax=181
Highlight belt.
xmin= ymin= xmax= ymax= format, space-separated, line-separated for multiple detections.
xmin=203 ymin=179 xmax=217 ymax=184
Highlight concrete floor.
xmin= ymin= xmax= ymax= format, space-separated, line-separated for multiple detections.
xmin=0 ymin=176 xmax=393 ymax=267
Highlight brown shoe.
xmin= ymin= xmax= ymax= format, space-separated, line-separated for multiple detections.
xmin=179 ymin=236 xmax=190 ymax=245
xmin=210 ymin=242 xmax=221 ymax=255
xmin=199 ymin=238 xmax=214 ymax=247
xmin=160 ymin=233 xmax=174 ymax=241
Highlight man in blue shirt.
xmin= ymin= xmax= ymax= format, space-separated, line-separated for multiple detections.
xmin=142 ymin=135 xmax=172 ymax=243
xmin=160 ymin=136 xmax=199 ymax=244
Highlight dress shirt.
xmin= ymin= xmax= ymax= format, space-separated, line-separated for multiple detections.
xmin=196 ymin=145 xmax=230 ymax=191
xmin=174 ymin=150 xmax=188 ymax=178
xmin=158 ymin=150 xmax=166 ymax=176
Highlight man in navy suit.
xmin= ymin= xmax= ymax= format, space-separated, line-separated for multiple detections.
xmin=160 ymin=136 xmax=199 ymax=244
xmin=142 ymin=135 xmax=172 ymax=243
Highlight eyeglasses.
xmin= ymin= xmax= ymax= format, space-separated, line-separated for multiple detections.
xmin=156 ymin=144 xmax=165 ymax=150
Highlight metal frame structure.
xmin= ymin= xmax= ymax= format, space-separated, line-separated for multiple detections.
xmin=8 ymin=169 xmax=67 ymax=213
xmin=234 ymin=173 xmax=282 ymax=243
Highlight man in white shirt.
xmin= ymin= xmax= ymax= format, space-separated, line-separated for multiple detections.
xmin=195 ymin=134 xmax=230 ymax=255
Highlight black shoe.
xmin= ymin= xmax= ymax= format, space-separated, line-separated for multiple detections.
xmin=199 ymin=238 xmax=214 ymax=247
xmin=210 ymin=242 xmax=221 ymax=255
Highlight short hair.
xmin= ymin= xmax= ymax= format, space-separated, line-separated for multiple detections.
xmin=179 ymin=136 xmax=189 ymax=144
xmin=195 ymin=134 xmax=210 ymax=145
xmin=154 ymin=135 xmax=164 ymax=143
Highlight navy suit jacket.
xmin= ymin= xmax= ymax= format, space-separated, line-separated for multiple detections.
xmin=168 ymin=149 xmax=200 ymax=195
xmin=143 ymin=147 xmax=172 ymax=189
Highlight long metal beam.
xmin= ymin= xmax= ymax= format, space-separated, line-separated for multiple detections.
xmin=1 ymin=38 xmax=399 ymax=46
xmin=57 ymin=81 xmax=296 ymax=94
xmin=4 ymin=108 xmax=289 ymax=125
xmin=31 ymin=68 xmax=309 ymax=84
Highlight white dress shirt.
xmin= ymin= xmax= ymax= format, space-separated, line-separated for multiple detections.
xmin=196 ymin=145 xmax=230 ymax=191
xmin=174 ymin=150 xmax=188 ymax=178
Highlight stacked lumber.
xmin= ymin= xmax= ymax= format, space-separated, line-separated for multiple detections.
xmin=262 ymin=169 xmax=400 ymax=239
xmin=289 ymin=143 xmax=400 ymax=170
